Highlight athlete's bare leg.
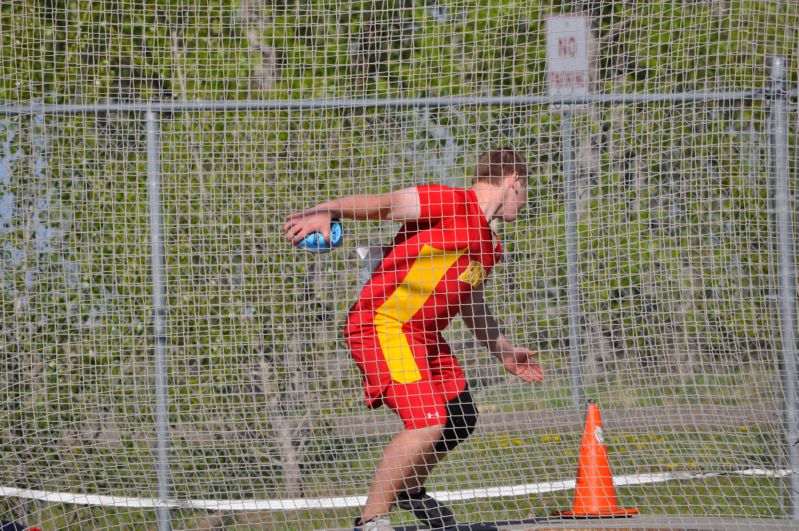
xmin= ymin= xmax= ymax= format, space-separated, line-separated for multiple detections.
xmin=360 ymin=424 xmax=445 ymax=523
xmin=401 ymin=445 xmax=447 ymax=495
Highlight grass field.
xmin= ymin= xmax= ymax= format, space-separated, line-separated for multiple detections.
xmin=0 ymin=367 xmax=787 ymax=529
xmin=1 ymin=422 xmax=786 ymax=530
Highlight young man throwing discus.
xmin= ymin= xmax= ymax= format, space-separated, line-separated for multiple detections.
xmin=284 ymin=148 xmax=543 ymax=531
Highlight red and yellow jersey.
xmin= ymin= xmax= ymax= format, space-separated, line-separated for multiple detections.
xmin=345 ymin=184 xmax=502 ymax=340
xmin=344 ymin=184 xmax=502 ymax=406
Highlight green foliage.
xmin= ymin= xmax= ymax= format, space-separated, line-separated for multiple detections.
xmin=5 ymin=0 xmax=795 ymax=102
xmin=1 ymin=0 xmax=797 ymax=527
xmin=1 ymin=0 xmax=253 ymax=101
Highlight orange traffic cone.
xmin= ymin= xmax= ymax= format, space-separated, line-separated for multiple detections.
xmin=555 ymin=399 xmax=638 ymax=518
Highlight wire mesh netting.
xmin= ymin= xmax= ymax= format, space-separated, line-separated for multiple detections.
xmin=1 ymin=1 xmax=798 ymax=529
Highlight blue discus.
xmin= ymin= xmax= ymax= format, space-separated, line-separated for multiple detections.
xmin=297 ymin=220 xmax=343 ymax=253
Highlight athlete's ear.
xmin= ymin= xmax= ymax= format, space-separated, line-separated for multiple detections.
xmin=505 ymin=171 xmax=520 ymax=194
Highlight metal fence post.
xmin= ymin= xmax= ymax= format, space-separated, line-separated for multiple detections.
xmin=770 ymin=56 xmax=799 ymax=520
xmin=563 ymin=110 xmax=583 ymax=408
xmin=146 ymin=107 xmax=172 ymax=531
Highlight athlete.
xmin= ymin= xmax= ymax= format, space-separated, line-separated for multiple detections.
xmin=284 ymin=148 xmax=543 ymax=531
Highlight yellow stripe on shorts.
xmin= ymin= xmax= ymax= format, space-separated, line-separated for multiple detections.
xmin=373 ymin=244 xmax=466 ymax=384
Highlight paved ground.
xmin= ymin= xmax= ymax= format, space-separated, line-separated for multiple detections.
xmin=350 ymin=516 xmax=799 ymax=531
xmin=500 ymin=515 xmax=799 ymax=530
xmin=332 ymin=403 xmax=780 ymax=439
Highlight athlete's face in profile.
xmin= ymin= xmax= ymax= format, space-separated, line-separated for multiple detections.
xmin=499 ymin=173 xmax=527 ymax=222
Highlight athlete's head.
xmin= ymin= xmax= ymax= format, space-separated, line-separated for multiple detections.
xmin=473 ymin=147 xmax=529 ymax=222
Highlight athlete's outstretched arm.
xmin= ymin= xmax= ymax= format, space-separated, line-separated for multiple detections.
xmin=461 ymin=289 xmax=543 ymax=383
xmin=284 ymin=187 xmax=420 ymax=244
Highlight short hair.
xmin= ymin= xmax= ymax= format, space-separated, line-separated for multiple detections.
xmin=473 ymin=147 xmax=529 ymax=185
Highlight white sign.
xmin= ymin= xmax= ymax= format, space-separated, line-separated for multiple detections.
xmin=546 ymin=15 xmax=590 ymax=97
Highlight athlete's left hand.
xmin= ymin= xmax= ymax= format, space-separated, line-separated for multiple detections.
xmin=497 ymin=345 xmax=544 ymax=382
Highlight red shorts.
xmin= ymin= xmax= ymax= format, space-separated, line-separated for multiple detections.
xmin=345 ymin=326 xmax=467 ymax=430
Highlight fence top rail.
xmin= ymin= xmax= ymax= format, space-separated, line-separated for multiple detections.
xmin=0 ymin=90 xmax=792 ymax=116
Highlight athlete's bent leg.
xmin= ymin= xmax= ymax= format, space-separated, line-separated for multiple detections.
xmin=360 ymin=424 xmax=445 ymax=524
xmin=435 ymin=388 xmax=479 ymax=453
xmin=402 ymin=388 xmax=479 ymax=494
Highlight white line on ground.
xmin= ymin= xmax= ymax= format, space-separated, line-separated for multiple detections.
xmin=0 ymin=468 xmax=789 ymax=512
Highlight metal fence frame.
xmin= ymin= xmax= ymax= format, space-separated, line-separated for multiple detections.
xmin=1 ymin=58 xmax=796 ymax=530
